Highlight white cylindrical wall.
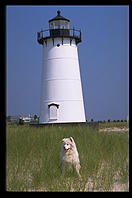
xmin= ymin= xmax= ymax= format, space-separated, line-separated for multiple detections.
xmin=40 ymin=37 xmax=86 ymax=123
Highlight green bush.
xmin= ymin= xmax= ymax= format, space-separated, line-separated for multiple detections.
xmin=18 ymin=118 xmax=24 ymax=125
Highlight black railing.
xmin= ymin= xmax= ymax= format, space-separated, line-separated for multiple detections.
xmin=37 ymin=28 xmax=81 ymax=45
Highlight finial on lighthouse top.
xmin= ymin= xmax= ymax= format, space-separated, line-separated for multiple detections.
xmin=49 ymin=10 xmax=70 ymax=22
xmin=57 ymin=10 xmax=61 ymax=16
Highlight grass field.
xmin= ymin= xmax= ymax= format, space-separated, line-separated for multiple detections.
xmin=6 ymin=123 xmax=129 ymax=191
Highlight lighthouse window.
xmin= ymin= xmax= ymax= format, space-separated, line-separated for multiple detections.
xmin=49 ymin=22 xmax=54 ymax=29
xmin=48 ymin=103 xmax=59 ymax=120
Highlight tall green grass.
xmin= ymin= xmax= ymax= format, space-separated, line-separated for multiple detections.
xmin=6 ymin=124 xmax=129 ymax=191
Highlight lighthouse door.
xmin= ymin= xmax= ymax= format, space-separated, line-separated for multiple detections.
xmin=48 ymin=103 xmax=59 ymax=120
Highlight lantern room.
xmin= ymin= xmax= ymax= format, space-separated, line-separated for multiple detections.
xmin=49 ymin=10 xmax=70 ymax=37
xmin=37 ymin=10 xmax=81 ymax=45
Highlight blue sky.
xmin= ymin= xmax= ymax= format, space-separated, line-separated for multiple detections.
xmin=6 ymin=5 xmax=129 ymax=121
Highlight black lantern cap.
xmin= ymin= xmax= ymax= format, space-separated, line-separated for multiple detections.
xmin=49 ymin=10 xmax=70 ymax=23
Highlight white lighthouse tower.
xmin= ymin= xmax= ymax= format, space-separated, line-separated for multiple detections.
xmin=37 ymin=10 xmax=86 ymax=124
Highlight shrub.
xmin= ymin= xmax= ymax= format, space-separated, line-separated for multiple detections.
xmin=18 ymin=118 xmax=24 ymax=125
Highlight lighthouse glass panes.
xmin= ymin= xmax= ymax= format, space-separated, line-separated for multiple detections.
xmin=49 ymin=20 xmax=69 ymax=29
xmin=49 ymin=20 xmax=70 ymax=37
xmin=38 ymin=10 xmax=86 ymax=124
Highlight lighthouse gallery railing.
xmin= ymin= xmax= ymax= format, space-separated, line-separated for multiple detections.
xmin=37 ymin=28 xmax=81 ymax=45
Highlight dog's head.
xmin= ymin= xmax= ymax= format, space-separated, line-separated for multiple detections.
xmin=62 ymin=137 xmax=74 ymax=153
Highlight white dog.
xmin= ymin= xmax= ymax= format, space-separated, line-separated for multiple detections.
xmin=60 ymin=137 xmax=81 ymax=179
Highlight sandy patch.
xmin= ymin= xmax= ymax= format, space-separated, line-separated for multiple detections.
xmin=84 ymin=161 xmax=129 ymax=192
xmin=99 ymin=127 xmax=129 ymax=133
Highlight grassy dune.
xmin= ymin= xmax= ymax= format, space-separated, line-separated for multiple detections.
xmin=99 ymin=121 xmax=128 ymax=129
xmin=6 ymin=124 xmax=129 ymax=191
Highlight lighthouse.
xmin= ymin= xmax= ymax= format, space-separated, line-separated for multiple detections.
xmin=37 ymin=10 xmax=86 ymax=124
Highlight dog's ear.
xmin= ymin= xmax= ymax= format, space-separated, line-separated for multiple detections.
xmin=62 ymin=138 xmax=66 ymax=142
xmin=70 ymin=137 xmax=74 ymax=142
